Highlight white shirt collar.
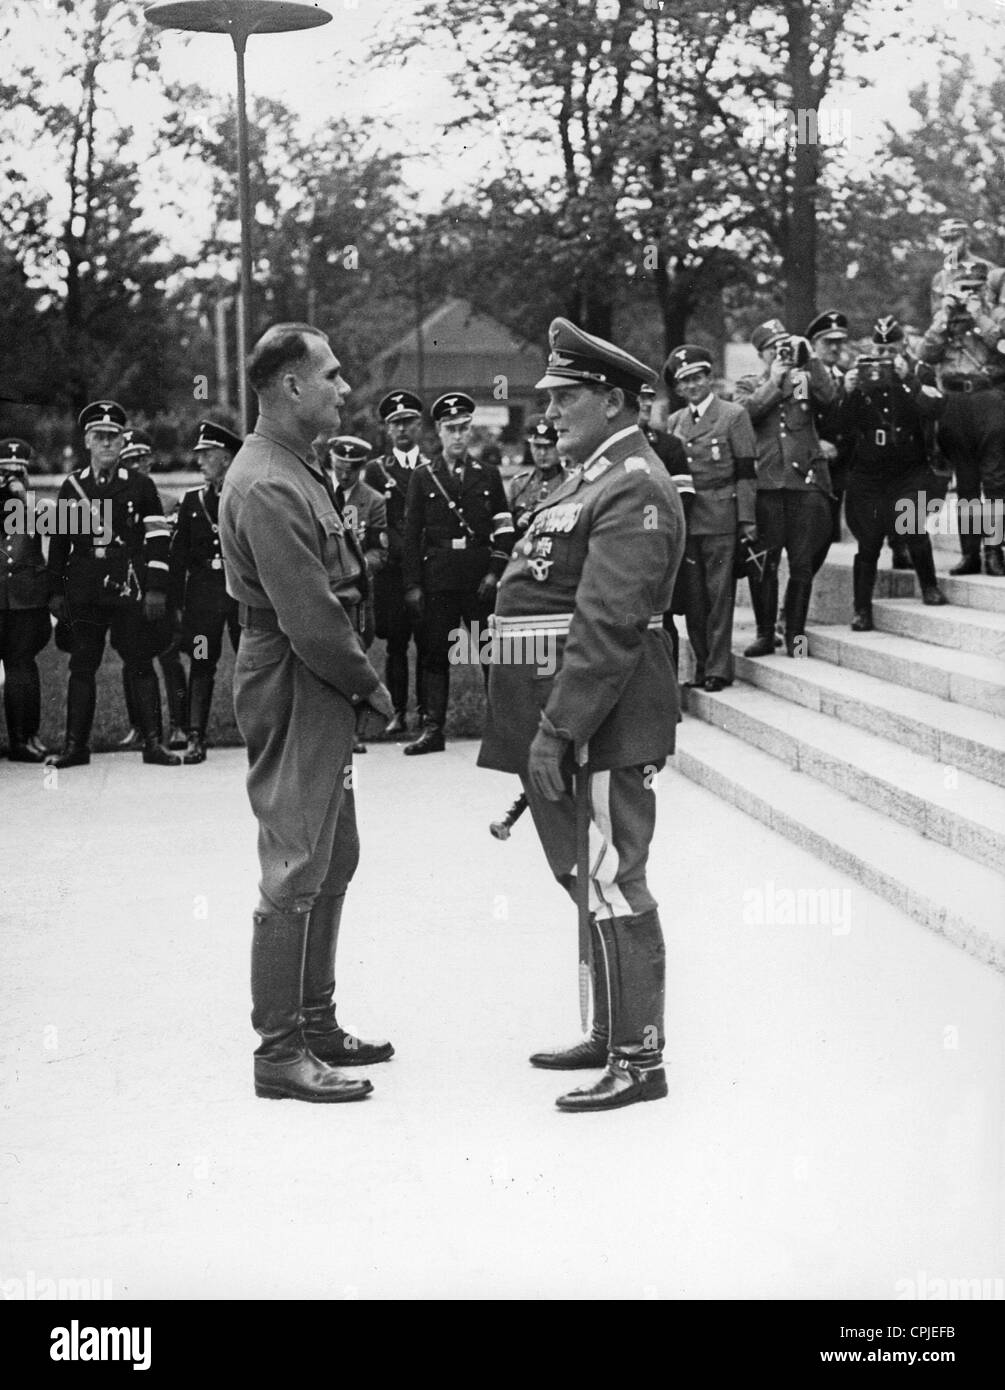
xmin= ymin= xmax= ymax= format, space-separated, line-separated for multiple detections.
xmin=393 ymin=447 xmax=419 ymax=467
xmin=691 ymin=392 xmax=715 ymax=420
xmin=578 ymin=424 xmax=639 ymax=473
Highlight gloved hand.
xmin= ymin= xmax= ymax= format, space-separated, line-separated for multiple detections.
xmin=528 ymin=725 xmax=570 ymax=802
xmin=355 ymin=682 xmax=394 ymax=738
xmin=143 ymin=590 xmax=167 ymax=623
xmin=476 ymin=572 xmax=498 ymax=604
xmin=49 ymin=594 xmax=68 ymax=624
xmin=404 ymin=586 xmax=424 ymax=620
xmin=739 ymin=522 xmax=758 ymax=542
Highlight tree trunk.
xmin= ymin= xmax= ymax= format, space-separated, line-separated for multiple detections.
xmin=784 ymin=0 xmax=819 ymax=333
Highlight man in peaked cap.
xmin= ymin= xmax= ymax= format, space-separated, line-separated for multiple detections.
xmin=46 ymin=401 xmax=180 ymax=768
xmin=664 ymin=344 xmax=757 ymax=692
xmin=168 ymin=421 xmax=244 ymax=764
xmin=478 ymin=318 xmax=686 ymax=1113
xmin=735 ymin=320 xmax=835 ymax=657
xmin=930 ymin=219 xmax=997 ymax=319
xmin=507 ymin=414 xmax=570 ymax=536
xmin=364 ymin=390 xmax=429 ymax=737
xmin=401 ymin=390 xmax=515 ymax=755
xmin=806 ymin=309 xmax=860 ymax=557
xmin=0 ymin=438 xmax=51 ymax=761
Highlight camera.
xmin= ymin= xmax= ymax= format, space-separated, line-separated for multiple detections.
xmin=855 ymin=355 xmax=895 ymax=386
xmin=0 ymin=466 xmax=26 ymax=490
xmin=777 ymin=335 xmax=811 ymax=368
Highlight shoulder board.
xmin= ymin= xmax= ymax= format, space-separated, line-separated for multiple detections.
xmin=583 ymin=455 xmax=615 ymax=483
xmin=623 ymin=457 xmax=650 ymax=474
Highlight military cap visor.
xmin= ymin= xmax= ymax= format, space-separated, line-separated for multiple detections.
xmin=78 ymin=400 xmax=127 ymax=434
xmin=327 ymin=435 xmax=372 ymax=465
xmin=537 ymin=318 xmax=657 ymax=394
xmin=379 ymin=390 xmax=423 ymax=422
xmin=664 ymin=345 xmax=713 ymax=381
xmin=806 ymin=310 xmax=849 ymax=341
xmin=431 ymin=392 xmax=476 ymax=423
xmin=193 ymin=421 xmax=243 ymax=454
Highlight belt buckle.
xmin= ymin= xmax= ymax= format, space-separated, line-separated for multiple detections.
xmin=451 ymin=538 xmax=467 ymax=550
xmin=94 ymin=546 xmax=106 ymax=558
xmin=963 ymin=380 xmax=974 ymax=394
xmin=875 ymin=428 xmax=886 ymax=447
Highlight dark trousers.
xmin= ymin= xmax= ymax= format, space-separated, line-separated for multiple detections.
xmin=756 ymin=490 xmax=832 ymax=585
xmin=182 ymin=600 xmax=241 ymax=678
xmin=937 ymin=391 xmax=1005 ymax=554
xmin=420 ymin=587 xmax=494 ymax=727
xmin=682 ymin=531 xmax=736 ymax=682
xmin=846 ymin=467 xmax=932 ymax=564
xmin=374 ymin=567 xmax=425 ymax=713
xmin=67 ymin=601 xmax=169 ymax=678
xmin=0 ymin=607 xmax=50 ymax=744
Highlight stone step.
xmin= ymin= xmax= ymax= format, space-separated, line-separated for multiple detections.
xmin=734 ymin=617 xmax=1005 ymax=719
xmin=684 ymin=681 xmax=1005 ymax=874
xmin=871 ymin=597 xmax=1005 ymax=660
xmin=930 ymin=569 xmax=1005 ymax=614
xmin=731 ymin=644 xmax=1005 ymax=789
xmin=675 ymin=717 xmax=1005 ymax=972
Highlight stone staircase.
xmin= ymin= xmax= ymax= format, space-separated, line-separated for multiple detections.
xmin=675 ymin=527 xmax=1005 ymax=973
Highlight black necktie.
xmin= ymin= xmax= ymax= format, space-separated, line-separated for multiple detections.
xmin=333 ymin=484 xmax=346 ymax=516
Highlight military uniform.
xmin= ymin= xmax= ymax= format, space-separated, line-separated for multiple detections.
xmin=0 ymin=439 xmax=50 ymax=761
xmin=806 ymin=310 xmax=855 ymax=553
xmin=402 ymin=392 xmax=515 ymax=750
xmin=508 ymin=416 xmax=570 ymax=534
xmin=333 ymin=451 xmax=388 ymax=651
xmin=665 ymin=345 xmax=757 ymax=687
xmin=735 ymin=321 xmax=835 ymax=655
xmin=46 ymin=402 xmax=178 ymax=767
xmin=364 ymin=390 xmax=429 ymax=729
xmin=479 ymin=318 xmax=685 ymax=1113
xmin=840 ymin=318 xmax=948 ymax=626
xmin=921 ymin=262 xmax=1005 ymax=575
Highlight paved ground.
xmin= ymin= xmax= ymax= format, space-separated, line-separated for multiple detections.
xmin=2 ymin=736 xmax=1002 ymax=1300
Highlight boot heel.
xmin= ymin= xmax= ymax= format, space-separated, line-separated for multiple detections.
xmin=254 ymin=1083 xmax=289 ymax=1100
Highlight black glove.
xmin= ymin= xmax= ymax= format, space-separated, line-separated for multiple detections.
xmin=527 ymin=726 xmax=570 ymax=802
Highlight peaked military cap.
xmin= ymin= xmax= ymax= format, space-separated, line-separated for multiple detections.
xmin=78 ymin=400 xmax=126 ymax=434
xmin=431 ymin=392 xmax=475 ymax=423
xmin=119 ymin=428 xmax=153 ymax=462
xmin=379 ymin=390 xmax=423 ymax=422
xmin=193 ymin=420 xmax=243 ymax=454
xmin=805 ymin=309 xmax=849 ymax=341
xmin=750 ymin=319 xmax=789 ymax=353
xmin=663 ymin=344 xmax=714 ymax=383
xmin=327 ymin=435 xmax=372 ymax=465
xmin=950 ymin=259 xmax=988 ymax=287
xmin=537 ymin=318 xmax=657 ymax=394
xmin=0 ymin=437 xmax=32 ymax=465
xmin=872 ymin=315 xmax=904 ymax=345
xmin=938 ymin=217 xmax=969 ymax=239
xmin=525 ymin=414 xmax=558 ymax=444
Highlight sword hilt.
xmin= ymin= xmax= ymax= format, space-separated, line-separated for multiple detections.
xmin=489 ymin=792 xmax=529 ymax=840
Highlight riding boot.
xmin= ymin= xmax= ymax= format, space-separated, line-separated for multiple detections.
xmin=118 ymin=667 xmax=143 ymax=747
xmin=160 ymin=648 xmax=188 ymax=749
xmin=850 ymin=555 xmax=876 ymax=631
xmin=984 ymin=544 xmax=1005 ymax=578
xmin=251 ymin=907 xmax=372 ymax=1102
xmin=743 ymin=561 xmax=779 ymax=657
xmin=556 ymin=910 xmax=668 ymax=1111
xmin=5 ymin=668 xmax=46 ymax=761
xmin=949 ymin=521 xmax=981 ymax=576
xmin=301 ymin=891 xmax=394 ymax=1066
xmin=910 ymin=538 xmax=949 ymax=604
xmin=783 ymin=578 xmax=813 ymax=656
xmin=132 ymin=668 xmax=181 ymax=766
xmin=183 ymin=669 xmax=214 ymax=764
xmin=404 ymin=668 xmax=446 ymax=754
xmin=530 ymin=917 xmax=610 ymax=1069
xmin=46 ymin=673 xmax=96 ymax=768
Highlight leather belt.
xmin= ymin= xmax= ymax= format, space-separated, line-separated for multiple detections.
xmin=941 ymin=377 xmax=999 ymax=394
xmin=239 ymin=603 xmax=279 ymax=631
xmin=489 ymin=612 xmax=664 ymax=636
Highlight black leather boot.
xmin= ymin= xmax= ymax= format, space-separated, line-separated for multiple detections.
xmin=404 ymin=670 xmax=447 ymax=755
xmin=743 ymin=561 xmax=779 ymax=657
xmin=46 ymin=673 xmax=95 ymax=768
xmin=911 ymin=539 xmax=949 ymax=605
xmin=252 ymin=907 xmax=373 ymax=1102
xmin=5 ymin=669 xmax=46 ymax=761
xmin=556 ymin=910 xmax=668 ymax=1112
xmin=182 ymin=669 xmax=214 ymax=764
xmin=984 ymin=545 xmax=1005 ymax=578
xmin=530 ymin=918 xmax=609 ymax=1069
xmin=784 ymin=579 xmax=813 ymax=656
xmin=889 ymin=537 xmax=913 ymax=569
xmin=949 ymin=526 xmax=981 ymax=576
xmin=850 ymin=555 xmax=876 ymax=631
xmin=160 ymin=649 xmax=188 ymax=749
xmin=133 ymin=669 xmax=181 ymax=766
xmin=382 ymin=710 xmax=409 ymax=737
xmin=301 ymin=891 xmax=394 ymax=1066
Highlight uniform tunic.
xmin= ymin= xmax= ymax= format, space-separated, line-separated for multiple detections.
xmin=364 ymin=450 xmax=428 ymax=710
xmin=219 ymin=417 xmax=381 ymax=912
xmin=508 ymin=463 xmax=571 ymax=535
xmin=169 ymin=484 xmax=240 ymax=666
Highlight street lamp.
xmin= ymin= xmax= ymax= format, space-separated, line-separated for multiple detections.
xmin=145 ymin=1 xmax=333 ymax=431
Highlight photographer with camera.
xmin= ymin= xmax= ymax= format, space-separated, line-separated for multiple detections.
xmin=921 ymin=260 xmax=1005 ymax=576
xmin=840 ymin=317 xmax=949 ymax=630
xmin=0 ymin=439 xmax=51 ymax=762
xmin=45 ymin=402 xmax=180 ymax=769
xmin=735 ymin=320 xmax=835 ymax=657
xmin=930 ymin=219 xmax=996 ymax=319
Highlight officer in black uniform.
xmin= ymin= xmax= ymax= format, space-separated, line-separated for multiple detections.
xmin=364 ymin=390 xmax=430 ymax=737
xmin=841 ymin=317 xmax=949 ymax=628
xmin=46 ymin=401 xmax=179 ymax=768
xmin=169 ymin=420 xmax=243 ymax=764
xmin=402 ymin=391 xmax=515 ymax=755
xmin=118 ymin=427 xmax=188 ymax=751
xmin=0 ymin=438 xmax=50 ymax=761
xmin=507 ymin=415 xmax=569 ymax=535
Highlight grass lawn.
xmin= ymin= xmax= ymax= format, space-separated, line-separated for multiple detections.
xmin=23 ymin=633 xmax=488 ymax=754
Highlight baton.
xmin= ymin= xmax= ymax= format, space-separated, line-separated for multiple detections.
xmin=574 ymin=740 xmax=591 ymax=1032
xmin=489 ymin=792 xmax=528 ymax=840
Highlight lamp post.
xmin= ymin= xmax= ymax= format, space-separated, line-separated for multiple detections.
xmin=145 ymin=1 xmax=333 ymax=432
